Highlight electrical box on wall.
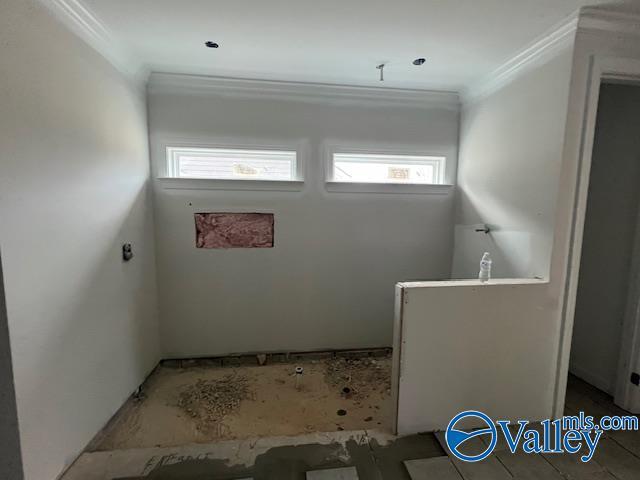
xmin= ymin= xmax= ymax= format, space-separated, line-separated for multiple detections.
xmin=122 ymin=243 xmax=134 ymax=261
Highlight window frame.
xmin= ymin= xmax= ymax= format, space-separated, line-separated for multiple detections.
xmin=324 ymin=143 xmax=453 ymax=194
xmin=156 ymin=137 xmax=307 ymax=191
xmin=166 ymin=146 xmax=298 ymax=181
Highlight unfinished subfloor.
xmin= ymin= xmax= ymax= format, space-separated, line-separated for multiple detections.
xmin=92 ymin=351 xmax=392 ymax=451
xmin=64 ymin=375 xmax=640 ymax=480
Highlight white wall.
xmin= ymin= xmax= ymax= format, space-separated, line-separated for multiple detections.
xmin=452 ymin=47 xmax=574 ymax=279
xmin=148 ymin=85 xmax=459 ymax=357
xmin=0 ymin=1 xmax=160 ymax=478
xmin=569 ymin=85 xmax=640 ymax=394
xmin=394 ymin=279 xmax=554 ymax=434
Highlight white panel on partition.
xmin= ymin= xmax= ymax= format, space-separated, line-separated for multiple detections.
xmin=394 ymin=279 xmax=554 ymax=435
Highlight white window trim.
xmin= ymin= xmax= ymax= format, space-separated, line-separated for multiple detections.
xmin=323 ymin=143 xmax=453 ymax=194
xmin=166 ymin=146 xmax=298 ymax=181
xmin=157 ymin=177 xmax=305 ymax=192
xmin=155 ymin=136 xmax=308 ymax=191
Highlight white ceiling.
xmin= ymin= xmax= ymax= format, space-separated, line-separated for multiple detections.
xmin=83 ymin=0 xmax=624 ymax=91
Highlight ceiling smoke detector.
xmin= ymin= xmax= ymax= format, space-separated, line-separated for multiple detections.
xmin=413 ymin=58 xmax=426 ymax=65
xmin=205 ymin=41 xmax=219 ymax=48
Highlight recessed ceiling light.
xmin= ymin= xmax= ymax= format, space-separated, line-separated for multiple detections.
xmin=413 ymin=58 xmax=426 ymax=66
xmin=205 ymin=41 xmax=219 ymax=48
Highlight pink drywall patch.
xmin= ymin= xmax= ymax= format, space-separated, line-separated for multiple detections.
xmin=195 ymin=213 xmax=274 ymax=249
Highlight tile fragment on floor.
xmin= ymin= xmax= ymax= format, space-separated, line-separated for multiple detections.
xmin=306 ymin=466 xmax=359 ymax=480
xmin=436 ymin=431 xmax=524 ymax=480
xmin=404 ymin=457 xmax=462 ymax=479
xmin=494 ymin=450 xmax=564 ymax=480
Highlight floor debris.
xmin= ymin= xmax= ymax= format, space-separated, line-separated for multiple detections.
xmin=91 ymin=353 xmax=392 ymax=450
xmin=64 ymin=430 xmax=446 ymax=480
xmin=177 ymin=374 xmax=252 ymax=433
xmin=325 ymin=355 xmax=391 ymax=400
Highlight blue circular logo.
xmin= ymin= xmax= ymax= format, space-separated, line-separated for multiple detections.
xmin=445 ymin=410 xmax=497 ymax=462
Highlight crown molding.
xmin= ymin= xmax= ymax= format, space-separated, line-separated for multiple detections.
xmin=578 ymin=6 xmax=640 ymax=38
xmin=462 ymin=11 xmax=579 ymax=105
xmin=147 ymin=73 xmax=461 ymax=110
xmin=37 ymin=0 xmax=147 ymax=87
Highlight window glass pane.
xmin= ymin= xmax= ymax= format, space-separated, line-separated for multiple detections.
xmin=169 ymin=148 xmax=296 ymax=180
xmin=333 ymin=153 xmax=444 ymax=184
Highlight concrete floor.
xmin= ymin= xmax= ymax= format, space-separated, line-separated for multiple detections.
xmin=92 ymin=353 xmax=392 ymax=450
xmin=64 ymin=430 xmax=443 ymax=480
xmin=63 ymin=375 xmax=640 ymax=479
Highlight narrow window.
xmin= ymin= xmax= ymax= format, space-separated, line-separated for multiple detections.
xmin=331 ymin=153 xmax=445 ymax=185
xmin=167 ymin=147 xmax=297 ymax=181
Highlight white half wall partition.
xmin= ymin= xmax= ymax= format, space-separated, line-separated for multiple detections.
xmin=393 ymin=279 xmax=555 ymax=434
xmin=392 ymin=6 xmax=640 ymax=433
xmin=392 ymin=16 xmax=578 ymax=434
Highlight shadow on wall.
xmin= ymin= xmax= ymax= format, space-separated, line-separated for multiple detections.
xmin=451 ymin=225 xmax=533 ymax=279
xmin=0 ymin=250 xmax=24 ymax=480
xmin=451 ymin=188 xmax=545 ymax=279
xmin=451 ymin=46 xmax=573 ymax=281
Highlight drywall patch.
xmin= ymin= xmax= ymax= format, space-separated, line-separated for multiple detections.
xmin=195 ymin=213 xmax=274 ymax=249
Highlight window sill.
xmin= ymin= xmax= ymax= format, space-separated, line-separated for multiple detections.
xmin=325 ymin=182 xmax=454 ymax=194
xmin=157 ymin=177 xmax=305 ymax=192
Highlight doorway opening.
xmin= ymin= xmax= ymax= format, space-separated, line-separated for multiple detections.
xmin=567 ymin=81 xmax=640 ymax=417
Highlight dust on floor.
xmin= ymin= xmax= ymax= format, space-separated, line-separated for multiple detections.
xmin=64 ymin=430 xmax=444 ymax=480
xmin=93 ymin=353 xmax=392 ymax=451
